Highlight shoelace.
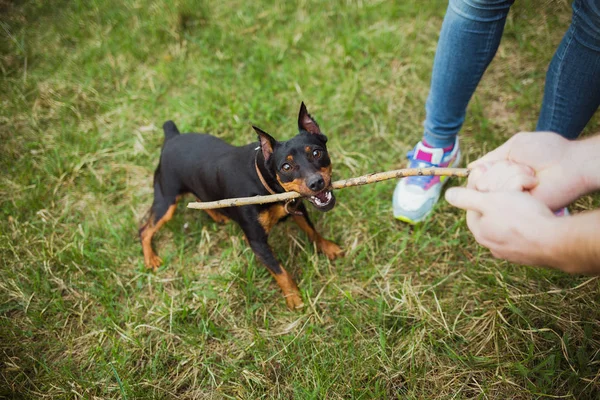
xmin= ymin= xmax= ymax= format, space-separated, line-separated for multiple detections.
xmin=405 ymin=149 xmax=438 ymax=188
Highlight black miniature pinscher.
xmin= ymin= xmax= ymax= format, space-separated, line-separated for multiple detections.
xmin=139 ymin=103 xmax=343 ymax=309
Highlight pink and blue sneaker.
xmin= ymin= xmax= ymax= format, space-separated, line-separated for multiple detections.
xmin=393 ymin=137 xmax=461 ymax=224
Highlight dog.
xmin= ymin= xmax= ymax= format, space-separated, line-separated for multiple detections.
xmin=139 ymin=103 xmax=343 ymax=309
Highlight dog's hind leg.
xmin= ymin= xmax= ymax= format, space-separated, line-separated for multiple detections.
xmin=139 ymin=172 xmax=181 ymax=270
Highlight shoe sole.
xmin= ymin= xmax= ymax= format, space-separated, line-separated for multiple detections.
xmin=394 ymin=214 xmax=421 ymax=225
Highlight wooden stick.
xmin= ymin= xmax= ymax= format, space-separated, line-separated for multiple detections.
xmin=187 ymin=167 xmax=470 ymax=210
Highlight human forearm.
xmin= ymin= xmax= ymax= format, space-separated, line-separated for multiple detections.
xmin=546 ymin=209 xmax=600 ymax=275
xmin=569 ymin=134 xmax=600 ymax=195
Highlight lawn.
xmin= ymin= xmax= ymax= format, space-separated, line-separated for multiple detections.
xmin=1 ymin=0 xmax=600 ymax=398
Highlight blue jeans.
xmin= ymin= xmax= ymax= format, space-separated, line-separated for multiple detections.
xmin=423 ymin=0 xmax=600 ymax=148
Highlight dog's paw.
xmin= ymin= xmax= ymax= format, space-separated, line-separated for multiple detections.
xmin=284 ymin=291 xmax=305 ymax=310
xmin=144 ymin=253 xmax=163 ymax=271
xmin=319 ymin=239 xmax=344 ymax=260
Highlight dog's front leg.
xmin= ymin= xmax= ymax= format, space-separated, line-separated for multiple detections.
xmin=242 ymin=226 xmax=304 ymax=310
xmin=292 ymin=203 xmax=344 ymax=260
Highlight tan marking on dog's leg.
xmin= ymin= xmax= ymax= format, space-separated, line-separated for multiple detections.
xmin=269 ymin=267 xmax=304 ymax=310
xmin=292 ymin=215 xmax=344 ymax=260
xmin=140 ymin=203 xmax=178 ymax=271
xmin=205 ymin=209 xmax=230 ymax=224
xmin=196 ymin=198 xmax=230 ymax=223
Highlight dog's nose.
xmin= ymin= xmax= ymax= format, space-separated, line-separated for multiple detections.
xmin=307 ymin=175 xmax=325 ymax=192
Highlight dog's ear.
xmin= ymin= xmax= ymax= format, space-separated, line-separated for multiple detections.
xmin=253 ymin=125 xmax=276 ymax=162
xmin=298 ymin=102 xmax=327 ymax=142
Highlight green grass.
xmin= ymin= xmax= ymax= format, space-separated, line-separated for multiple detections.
xmin=2 ymin=0 xmax=600 ymax=398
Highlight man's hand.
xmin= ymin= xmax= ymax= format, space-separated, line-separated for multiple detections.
xmin=445 ymin=132 xmax=600 ymax=274
xmin=469 ymin=131 xmax=588 ymax=210
xmin=445 ymin=187 xmax=557 ymax=266
xmin=467 ymin=160 xmax=538 ymax=192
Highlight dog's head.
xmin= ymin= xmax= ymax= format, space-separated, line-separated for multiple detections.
xmin=253 ymin=102 xmax=335 ymax=211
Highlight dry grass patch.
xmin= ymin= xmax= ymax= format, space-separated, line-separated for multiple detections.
xmin=2 ymin=0 xmax=600 ymax=398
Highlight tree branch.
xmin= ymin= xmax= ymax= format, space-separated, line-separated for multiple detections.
xmin=187 ymin=167 xmax=470 ymax=210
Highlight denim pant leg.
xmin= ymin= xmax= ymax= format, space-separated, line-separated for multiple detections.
xmin=536 ymin=0 xmax=600 ymax=139
xmin=423 ymin=0 xmax=515 ymax=148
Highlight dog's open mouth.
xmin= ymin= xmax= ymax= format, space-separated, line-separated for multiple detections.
xmin=307 ymin=189 xmax=336 ymax=211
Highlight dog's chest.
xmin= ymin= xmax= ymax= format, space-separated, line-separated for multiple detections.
xmin=257 ymin=204 xmax=288 ymax=233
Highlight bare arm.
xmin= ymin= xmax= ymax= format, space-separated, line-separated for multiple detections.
xmin=570 ymin=135 xmax=600 ymax=195
xmin=547 ymin=209 xmax=600 ymax=275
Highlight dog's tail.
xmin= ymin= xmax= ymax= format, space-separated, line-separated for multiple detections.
xmin=162 ymin=120 xmax=180 ymax=142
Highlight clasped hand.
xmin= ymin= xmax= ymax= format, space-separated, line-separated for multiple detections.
xmin=444 ymin=131 xmax=576 ymax=267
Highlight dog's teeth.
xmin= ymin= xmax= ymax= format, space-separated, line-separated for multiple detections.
xmin=308 ymin=191 xmax=333 ymax=208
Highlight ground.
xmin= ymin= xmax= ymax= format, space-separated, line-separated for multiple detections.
xmin=1 ymin=0 xmax=600 ymax=398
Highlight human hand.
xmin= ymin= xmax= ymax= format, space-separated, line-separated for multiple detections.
xmin=467 ymin=160 xmax=538 ymax=192
xmin=445 ymin=187 xmax=557 ymax=267
xmin=469 ymin=131 xmax=585 ymax=210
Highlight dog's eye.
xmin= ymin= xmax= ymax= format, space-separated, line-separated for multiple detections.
xmin=281 ymin=163 xmax=292 ymax=172
xmin=312 ymin=149 xmax=322 ymax=159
